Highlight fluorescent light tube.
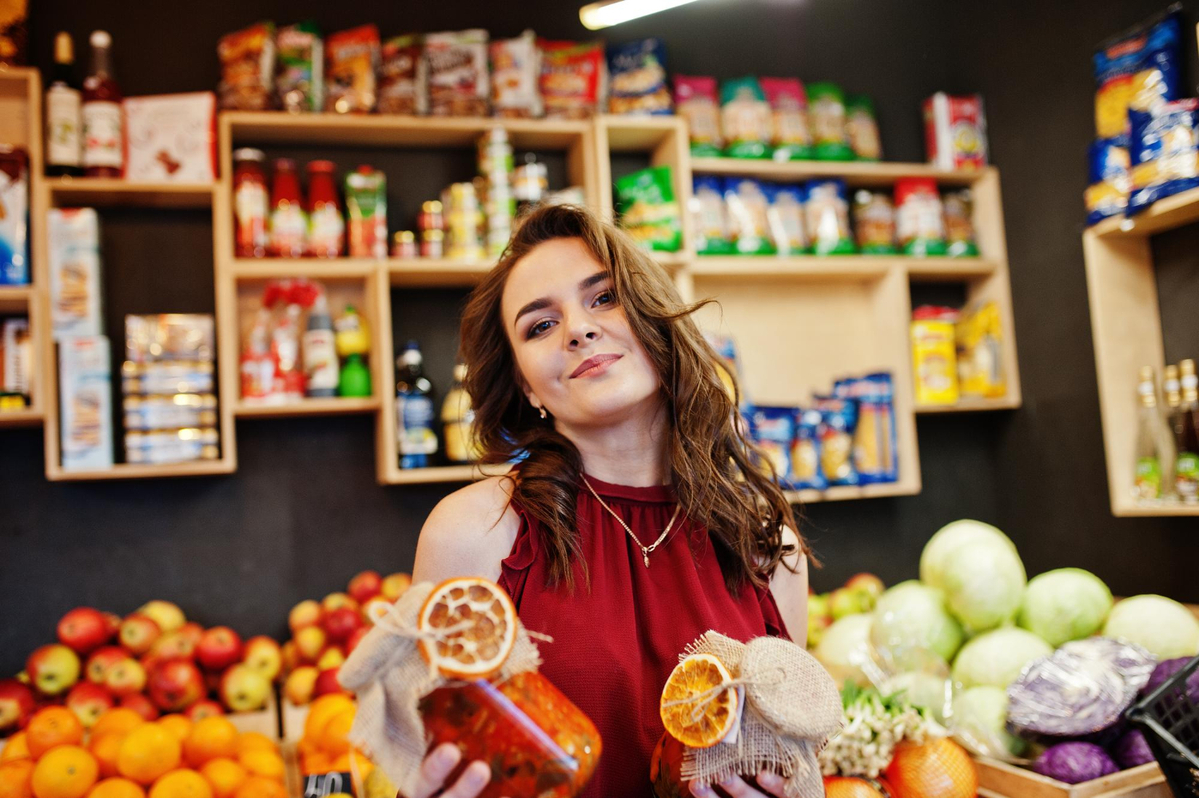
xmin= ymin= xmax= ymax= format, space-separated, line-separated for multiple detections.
xmin=579 ymin=0 xmax=702 ymax=30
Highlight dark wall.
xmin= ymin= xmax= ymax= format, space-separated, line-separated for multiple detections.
xmin=2 ymin=0 xmax=1197 ymax=673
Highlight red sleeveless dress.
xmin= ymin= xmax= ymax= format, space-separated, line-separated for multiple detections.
xmin=497 ymin=474 xmax=791 ymax=798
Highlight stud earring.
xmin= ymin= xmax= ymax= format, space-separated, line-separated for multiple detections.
xmin=539 ymin=406 xmax=548 ymax=420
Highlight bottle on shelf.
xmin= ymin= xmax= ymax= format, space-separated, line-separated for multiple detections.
xmin=1177 ymin=359 xmax=1199 ymax=503
xmin=443 ymin=363 xmax=480 ymax=464
xmin=1164 ymin=364 xmax=1184 ymax=444
xmin=45 ymin=32 xmax=83 ymax=177
xmin=82 ymin=30 xmax=124 ymax=178
xmin=233 ymin=148 xmax=269 ymax=258
xmin=334 ymin=305 xmax=372 ymax=398
xmin=269 ymin=158 xmax=306 ymax=258
xmin=306 ymin=160 xmax=344 ymax=258
xmin=1132 ymin=366 xmax=1175 ymax=502
xmin=302 ymin=292 xmax=338 ymax=398
xmin=396 ymin=341 xmax=437 ymax=469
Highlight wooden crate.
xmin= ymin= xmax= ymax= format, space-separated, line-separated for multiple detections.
xmin=227 ymin=686 xmax=282 ymax=739
xmin=976 ymin=758 xmax=1169 ymax=798
xmin=280 ymin=696 xmax=310 ymax=743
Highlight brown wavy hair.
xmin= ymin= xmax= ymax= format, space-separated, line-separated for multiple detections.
xmin=459 ymin=204 xmax=809 ymax=593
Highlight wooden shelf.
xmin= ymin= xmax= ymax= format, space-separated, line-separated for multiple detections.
xmin=229 ymin=258 xmax=379 ymax=279
xmin=235 ymin=397 xmax=380 ymax=418
xmin=916 ymin=396 xmax=1020 ymax=414
xmin=690 ymin=157 xmax=987 ymax=186
xmin=48 ymin=460 xmax=235 ymax=482
xmin=785 ymin=481 xmax=919 ymax=504
xmin=1110 ymin=501 xmax=1199 ymax=517
xmin=0 ymin=285 xmax=33 ymax=313
xmin=1090 ymin=185 xmax=1199 ymax=238
xmin=599 ymin=114 xmax=687 ymax=151
xmin=381 ymin=463 xmax=509 ymax=485
xmin=46 ymin=178 xmax=214 ymax=208
xmin=388 ymin=259 xmax=494 ymax=287
xmin=692 ymin=256 xmax=891 ymax=281
xmin=0 ymin=408 xmax=43 ymax=427
xmin=905 ymin=258 xmax=998 ymax=280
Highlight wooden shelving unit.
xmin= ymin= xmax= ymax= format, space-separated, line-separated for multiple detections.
xmin=689 ymin=156 xmax=979 ymax=186
xmin=1084 ymin=188 xmax=1199 ymax=517
xmin=45 ymin=178 xmax=214 ymax=208
xmin=916 ymin=396 xmax=1021 ymax=414
xmin=0 ymin=284 xmax=34 ymax=313
xmin=235 ymin=397 xmax=381 ymax=418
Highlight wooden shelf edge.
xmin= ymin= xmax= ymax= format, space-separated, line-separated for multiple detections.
xmin=916 ymin=396 xmax=1020 ymax=414
xmin=48 ymin=459 xmax=235 ymax=481
xmin=689 ymin=157 xmax=988 ymax=185
xmin=1090 ymin=185 xmax=1199 ymax=239
xmin=228 ymin=259 xmax=380 ymax=279
xmin=1112 ymin=501 xmax=1199 ymax=517
xmin=381 ymin=463 xmax=510 ymax=485
xmin=691 ymin=256 xmax=891 ymax=280
xmin=0 ymin=285 xmax=34 ymax=313
xmin=0 ymin=409 xmax=43 ymax=427
xmin=47 ymin=178 xmax=214 ymax=208
xmin=235 ymin=398 xmax=381 ymax=418
xmin=785 ymin=481 xmax=919 ymax=504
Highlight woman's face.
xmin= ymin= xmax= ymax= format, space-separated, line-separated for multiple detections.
xmin=500 ymin=237 xmax=661 ymax=427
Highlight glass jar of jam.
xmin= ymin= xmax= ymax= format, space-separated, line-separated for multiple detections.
xmin=269 ymin=158 xmax=306 ymax=258
xmin=418 ymin=671 xmax=601 ymax=798
xmin=421 ymin=229 xmax=444 ymax=259
xmin=391 ymin=230 xmax=417 ymax=259
xmin=233 ymin=148 xmax=268 ymax=258
xmin=306 ymin=160 xmax=344 ymax=258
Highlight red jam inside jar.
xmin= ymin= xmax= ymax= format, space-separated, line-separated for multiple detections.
xmin=419 ymin=671 xmax=601 ymax=798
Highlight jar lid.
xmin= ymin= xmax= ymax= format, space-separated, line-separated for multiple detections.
xmin=233 ymin=148 xmax=265 ymax=162
xmin=423 ymin=229 xmax=445 ymax=241
xmin=307 ymin=160 xmax=336 ymax=173
xmin=422 ymin=200 xmax=443 ymax=213
xmin=273 ymin=158 xmax=298 ymax=170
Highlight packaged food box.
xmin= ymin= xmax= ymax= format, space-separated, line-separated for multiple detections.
xmin=125 ymin=427 xmax=219 ymax=464
xmin=0 ymin=146 xmax=29 ymax=285
xmin=123 ymin=393 xmax=218 ymax=431
xmin=911 ymin=306 xmax=960 ymax=405
xmin=48 ymin=208 xmax=103 ymax=340
xmin=123 ymin=93 xmax=217 ymax=182
xmin=60 ymin=335 xmax=113 ymax=471
xmin=121 ymin=361 xmax=215 ymax=396
xmin=1 ymin=317 xmax=32 ymax=399
xmin=607 ymin=38 xmax=670 ymax=115
xmin=125 ymin=314 xmax=215 ymax=364
xmin=924 ymin=92 xmax=988 ymax=171
xmin=425 ymin=29 xmax=489 ymax=117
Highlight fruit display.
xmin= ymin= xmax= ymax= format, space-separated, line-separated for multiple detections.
xmin=294 ymin=694 xmax=371 ymax=780
xmin=807 ymin=572 xmax=885 ymax=649
xmin=280 ymin=571 xmax=410 ymax=709
xmin=0 ymin=705 xmax=288 ymax=798
xmin=2 ymin=601 xmax=281 ymax=739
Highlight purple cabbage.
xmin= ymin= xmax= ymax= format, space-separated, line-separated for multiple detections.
xmin=1112 ymin=729 xmax=1156 ymax=769
xmin=1141 ymin=657 xmax=1199 ymax=701
xmin=1034 ymin=742 xmax=1119 ymax=784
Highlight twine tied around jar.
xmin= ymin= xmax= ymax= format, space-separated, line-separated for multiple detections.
xmin=337 ymin=581 xmax=546 ymax=798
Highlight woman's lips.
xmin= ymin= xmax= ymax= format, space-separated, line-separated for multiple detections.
xmin=570 ymin=353 xmax=622 ymax=378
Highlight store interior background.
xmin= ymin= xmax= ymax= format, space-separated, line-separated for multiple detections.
xmin=3 ymin=0 xmax=1199 ymax=671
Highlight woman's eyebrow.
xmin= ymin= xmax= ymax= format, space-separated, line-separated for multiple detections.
xmin=512 ymin=272 xmax=611 ymax=330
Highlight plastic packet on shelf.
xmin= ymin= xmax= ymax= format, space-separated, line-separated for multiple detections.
xmin=815 ymin=396 xmax=859 ymax=487
xmin=125 ymin=427 xmax=219 ymax=465
xmin=748 ymin=405 xmax=794 ymax=484
xmin=675 ymin=76 xmax=722 ymax=156
xmin=943 ymin=190 xmax=979 ymax=257
xmin=720 ymin=77 xmax=771 ymax=159
xmin=124 ymin=394 xmax=217 ymax=431
xmin=125 ymin=314 xmax=215 ymax=364
xmin=691 ymin=175 xmax=734 ymax=256
xmin=325 ymin=25 xmax=380 ymax=113
xmin=48 ymin=208 xmax=102 ymax=339
xmin=808 ymin=82 xmax=853 ymax=161
xmin=853 ymin=189 xmax=897 ymax=254
xmin=121 ymin=361 xmax=215 ymax=397
xmin=1093 ymin=6 xmax=1182 ymax=139
xmin=837 ymin=373 xmax=897 ymax=484
xmin=1127 ymin=99 xmax=1199 ymax=215
xmin=275 ymin=21 xmax=323 ymax=112
xmin=614 ymin=166 xmax=682 ymax=252
xmin=724 ymin=178 xmax=775 ymax=255
xmin=764 ymin=183 xmax=808 ymax=255
xmin=217 ymin=22 xmax=275 ymax=111
xmin=790 ymin=408 xmax=826 ymax=491
xmin=846 ymin=95 xmax=882 ymax=161
xmin=378 ymin=34 xmax=427 ymax=115
xmin=1085 ymin=137 xmax=1130 ymax=226
xmin=0 ymin=146 xmax=28 ymax=285
xmin=425 ymin=29 xmax=489 ymax=117
xmin=60 ymin=336 xmax=113 ymax=471
xmin=805 ymin=179 xmax=855 ymax=255
xmin=761 ymin=78 xmax=812 ymax=161
xmin=607 ymin=38 xmax=670 ymax=115
xmin=539 ymin=40 xmax=605 ymax=119
xmin=956 ymin=302 xmax=1006 ymax=399
xmin=490 ymin=30 xmax=541 ymax=118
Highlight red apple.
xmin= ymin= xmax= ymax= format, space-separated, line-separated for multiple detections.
xmin=347 ymin=570 xmax=382 ymax=604
xmin=103 ymin=612 xmax=121 ymax=637
xmin=57 ymin=607 xmax=112 ymax=654
xmin=104 ymin=658 xmax=147 ymax=697
xmin=118 ymin=613 xmax=161 ymax=655
xmin=26 ymin=644 xmax=82 ymax=696
xmin=178 ymin=623 xmax=204 ymax=648
xmin=0 ymin=678 xmax=36 ymax=734
xmin=344 ymin=627 xmax=369 ymax=656
xmin=147 ymin=659 xmax=205 ymax=712
xmin=280 ymin=641 xmax=299 ymax=674
xmin=219 ymin=665 xmax=270 ymax=712
xmin=203 ymin=670 xmax=222 ymax=695
xmin=149 ymin=631 xmax=195 ymax=662
xmin=65 ymin=682 xmax=114 ymax=728
xmin=320 ymin=593 xmax=359 ymax=616
xmin=294 ymin=627 xmax=326 ymax=663
xmin=380 ymin=573 xmax=411 ymax=602
xmin=360 ymin=597 xmax=392 ymax=626
xmin=242 ymin=637 xmax=282 ymax=682
xmin=196 ymin=627 xmax=243 ymax=673
xmin=185 ymin=699 xmax=225 ymax=721
xmin=322 ymin=608 xmax=362 ymax=644
xmin=316 ymin=647 xmax=345 ymax=672
xmin=85 ymin=646 xmax=127 ymax=685
xmin=15 ymin=671 xmax=29 ymax=685
xmin=312 ymin=667 xmax=344 ymax=698
xmin=288 ymin=600 xmax=322 ymax=634
xmin=845 ymin=572 xmax=886 ymax=602
xmin=283 ymin=667 xmax=318 ymax=706
xmin=118 ymin=692 xmax=159 ymax=721
xmin=137 ymin=601 xmax=186 ymax=634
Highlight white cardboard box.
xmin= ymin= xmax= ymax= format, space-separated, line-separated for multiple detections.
xmin=49 ymin=208 xmax=103 ymax=340
xmin=123 ymin=92 xmax=217 ymax=182
xmin=59 ymin=335 xmax=113 ymax=471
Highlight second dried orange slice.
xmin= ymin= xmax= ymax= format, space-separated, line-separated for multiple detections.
xmin=417 ymin=578 xmax=517 ymax=680
xmin=659 ymin=653 xmax=739 ymax=749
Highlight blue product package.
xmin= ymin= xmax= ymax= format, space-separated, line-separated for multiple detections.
xmin=1127 ymin=99 xmax=1199 ymax=214
xmin=608 ymin=38 xmax=671 ymax=115
xmin=1085 ymin=137 xmax=1131 ymax=225
xmin=0 ymin=147 xmax=29 ymax=285
xmin=1093 ymin=6 xmax=1182 ymax=139
xmin=853 ymin=373 xmax=899 ymax=484
xmin=790 ymin=408 xmax=826 ymax=491
xmin=748 ymin=405 xmax=795 ymax=485
xmin=764 ymin=182 xmax=808 ymax=255
xmin=814 ymin=396 xmax=859 ymax=487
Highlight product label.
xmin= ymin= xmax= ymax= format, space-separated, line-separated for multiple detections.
xmin=82 ymin=101 xmax=123 ymax=169
xmin=302 ymin=772 xmax=353 ymax=798
xmin=235 ymin=182 xmax=268 ymax=251
xmin=1177 ymin=451 xmax=1199 ymax=500
xmin=397 ymin=393 xmax=437 ymax=455
xmin=1134 ymin=456 xmax=1163 ymax=500
xmin=308 ymin=205 xmax=345 ymax=256
xmin=269 ymin=204 xmax=307 ymax=256
xmin=47 ymin=88 xmax=82 ymax=167
xmin=302 ymin=330 xmax=338 ymax=392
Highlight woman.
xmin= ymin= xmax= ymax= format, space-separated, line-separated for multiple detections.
xmin=410 ymin=204 xmax=812 ymax=798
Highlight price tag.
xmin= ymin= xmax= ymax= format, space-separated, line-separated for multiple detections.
xmin=303 ymin=771 xmax=354 ymax=798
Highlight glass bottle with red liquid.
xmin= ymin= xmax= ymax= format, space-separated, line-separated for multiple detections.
xmin=82 ymin=30 xmax=123 ymax=178
xmin=269 ymin=158 xmax=306 ymax=258
xmin=306 ymin=160 xmax=344 ymax=258
xmin=233 ymin=149 xmax=268 ymax=258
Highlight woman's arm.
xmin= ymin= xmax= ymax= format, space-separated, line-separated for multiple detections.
xmin=769 ymin=526 xmax=809 ymax=644
xmin=412 ymin=476 xmax=521 ymax=585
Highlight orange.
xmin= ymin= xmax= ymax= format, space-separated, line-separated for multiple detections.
xmin=27 ymin=709 xmax=85 ymax=760
xmin=197 ymin=760 xmax=245 ymax=798
xmin=233 ymin=753 xmax=281 ymax=784
xmin=884 ymin=739 xmax=978 ymax=798
xmin=301 ymin=696 xmax=353 ymax=745
xmin=92 ymin=713 xmax=144 ymax=743
xmin=115 ymin=726 xmax=180 ymax=786
xmin=347 ymin=751 xmax=371 ymax=780
xmin=87 ymin=736 xmax=124 ymax=780
xmin=417 ymin=577 xmax=516 ymax=679
xmin=85 ymin=779 xmax=145 ymax=798
xmin=228 ymin=738 xmax=270 ymax=758
xmin=822 ymin=776 xmax=888 ymax=798
xmin=658 ymin=653 xmax=738 ymax=749
xmin=181 ymin=720 xmax=238 ymax=769
xmin=30 ymin=746 xmax=97 ymax=798
xmin=147 ymin=770 xmax=211 ymax=798
xmin=298 ymin=755 xmax=329 ymax=777
xmin=154 ymin=720 xmax=190 ymax=747
xmin=231 ymin=777 xmax=285 ymax=798
xmin=316 ymin=710 xmax=354 ymax=758
xmin=0 ymin=759 xmax=34 ymax=798
xmin=1 ymin=734 xmax=31 ymax=763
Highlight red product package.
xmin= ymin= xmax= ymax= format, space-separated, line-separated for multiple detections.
xmin=218 ymin=22 xmax=276 ymax=111
xmin=539 ymin=40 xmax=605 ymax=119
xmin=378 ymin=34 xmax=426 ymax=115
xmin=923 ymin=92 xmax=988 ymax=171
xmin=325 ymin=24 xmax=380 ymax=114
xmin=425 ymin=29 xmax=489 ymax=117
xmin=674 ymin=76 xmax=722 ymax=154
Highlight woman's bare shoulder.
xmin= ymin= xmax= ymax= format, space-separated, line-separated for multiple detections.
xmin=412 ymin=476 xmax=522 ymax=584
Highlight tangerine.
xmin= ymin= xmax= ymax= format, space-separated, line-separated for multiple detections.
xmin=228 ymin=738 xmax=269 ymax=758
xmin=0 ymin=759 xmax=34 ymax=798
xmin=85 ymin=779 xmax=144 ymax=798
xmin=87 ymin=736 xmax=124 ymax=780
xmin=115 ymin=726 xmax=180 ymax=786
xmin=182 ymin=720 xmax=238 ymax=768
xmin=154 ymin=720 xmax=190 ymax=747
xmin=301 ymin=697 xmax=353 ymax=745
xmin=30 ymin=746 xmax=97 ymax=798
xmin=197 ymin=760 xmax=245 ymax=798
xmin=233 ymin=753 xmax=281 ymax=784
xmin=823 ymin=776 xmax=889 ymax=798
xmin=91 ymin=713 xmax=144 ymax=743
xmin=315 ymin=710 xmax=354 ymax=758
xmin=885 ymin=739 xmax=977 ymax=798
xmin=27 ymin=709 xmax=85 ymax=759
xmin=231 ymin=777 xmax=285 ymax=798
xmin=1 ymin=734 xmax=31 ymax=763
xmin=146 ymin=770 xmax=212 ymax=798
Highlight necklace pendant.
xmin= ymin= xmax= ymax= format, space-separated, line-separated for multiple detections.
xmin=643 ymin=551 xmax=651 ymax=568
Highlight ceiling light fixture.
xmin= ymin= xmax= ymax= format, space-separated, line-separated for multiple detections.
xmin=579 ymin=0 xmax=703 ymax=30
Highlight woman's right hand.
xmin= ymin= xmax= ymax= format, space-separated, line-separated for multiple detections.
xmin=408 ymin=743 xmax=493 ymax=798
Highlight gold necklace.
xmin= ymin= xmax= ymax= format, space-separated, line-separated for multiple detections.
xmin=582 ymin=478 xmax=682 ymax=568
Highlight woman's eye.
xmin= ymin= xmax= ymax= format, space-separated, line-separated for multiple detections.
xmin=528 ymin=320 xmax=554 ymax=338
xmin=594 ymin=290 xmax=615 ymax=307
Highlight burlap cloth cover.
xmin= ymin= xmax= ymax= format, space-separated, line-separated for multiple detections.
xmin=676 ymin=631 xmax=842 ymax=798
xmin=337 ymin=581 xmax=543 ymax=798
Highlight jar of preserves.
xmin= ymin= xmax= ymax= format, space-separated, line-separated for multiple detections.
xmin=233 ymin=148 xmax=268 ymax=258
xmin=306 ymin=160 xmax=344 ymax=258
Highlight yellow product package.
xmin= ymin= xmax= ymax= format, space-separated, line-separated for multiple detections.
xmin=911 ymin=306 xmax=958 ymax=406
xmin=956 ymin=302 xmax=1006 ymax=398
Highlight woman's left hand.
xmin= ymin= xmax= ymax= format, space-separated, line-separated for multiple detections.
xmin=688 ymin=770 xmax=787 ymax=798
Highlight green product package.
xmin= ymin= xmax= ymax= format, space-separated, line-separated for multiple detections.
xmin=720 ymin=77 xmax=772 ymax=159
xmin=846 ymin=94 xmax=882 ymax=161
xmin=808 ymin=82 xmax=854 ymax=161
xmin=338 ymin=353 xmax=372 ymax=397
xmin=615 ymin=166 xmax=683 ymax=252
xmin=276 ymin=21 xmax=324 ymax=112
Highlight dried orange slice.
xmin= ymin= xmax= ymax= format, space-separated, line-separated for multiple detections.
xmin=417 ymin=578 xmax=517 ymax=680
xmin=659 ymin=653 xmax=739 ymax=749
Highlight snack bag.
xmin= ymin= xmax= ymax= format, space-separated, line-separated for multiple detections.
xmin=340 ymin=578 xmax=601 ymax=798
xmin=325 ymin=24 xmax=380 ymax=113
xmin=844 ymin=373 xmax=898 ymax=484
xmin=749 ymin=405 xmax=795 ymax=484
xmin=0 ymin=146 xmax=28 ymax=285
xmin=852 ymin=189 xmax=897 ymax=254
xmin=1085 ymin=137 xmax=1131 ymax=225
xmin=490 ymin=30 xmax=541 ymax=118
xmin=805 ymin=179 xmax=855 ymax=255
xmin=956 ymin=302 xmax=1006 ymax=399
xmin=217 ymin=22 xmax=275 ymax=111
xmin=378 ymin=34 xmax=427 ymax=115
xmin=539 ymin=40 xmax=605 ymax=119
xmin=425 ymin=29 xmax=489 ymax=117
xmin=705 ymin=332 xmax=746 ymax=409
xmin=764 ymin=183 xmax=808 ymax=255
xmin=924 ymin=93 xmax=988 ymax=170
xmin=724 ymin=178 xmax=775 ymax=255
xmin=691 ymin=175 xmax=734 ymax=256
xmin=943 ymin=189 xmax=979 ymax=257
xmin=895 ymin=177 xmax=947 ymax=256
xmin=815 ymin=396 xmax=859 ymax=486
xmin=721 ymin=78 xmax=772 ymax=159
xmin=911 ymin=306 xmax=959 ymax=406
xmin=808 ymin=82 xmax=853 ymax=161
xmin=608 ymin=38 xmax=670 ymax=115
xmin=615 ymin=166 xmax=682 ymax=252
xmin=846 ymin=95 xmax=882 ymax=161
xmin=791 ymin=409 xmax=827 ymax=491
xmin=276 ymin=22 xmax=323 ymax=112
xmin=1127 ymin=99 xmax=1199 ymax=214
xmin=761 ymin=78 xmax=812 ymax=161
xmin=653 ymin=631 xmax=841 ymax=798
xmin=345 ymin=166 xmax=388 ymax=259
xmin=675 ymin=76 xmax=722 ymax=156
xmin=1093 ymin=7 xmax=1182 ymax=139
